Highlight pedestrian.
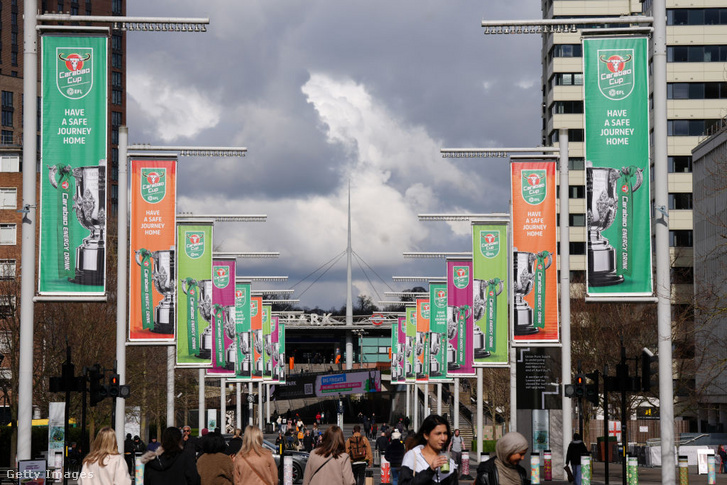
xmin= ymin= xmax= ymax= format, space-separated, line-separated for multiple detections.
xmin=140 ymin=427 xmax=201 ymax=485
xmin=475 ymin=431 xmax=529 ymax=485
xmin=346 ymin=425 xmax=372 ymax=485
xmin=403 ymin=416 xmax=411 ymax=430
xmin=449 ymin=429 xmax=464 ymax=476
xmin=304 ymin=429 xmax=315 ymax=452
xmin=123 ymin=433 xmax=134 ymax=475
xmin=719 ymin=445 xmax=727 ymax=474
xmin=303 ymin=425 xmax=356 ymax=485
xmin=363 ymin=415 xmax=371 ymax=439
xmin=147 ymin=437 xmax=161 ymax=453
xmin=197 ymin=432 xmax=234 ymax=485
xmin=316 ymin=412 xmax=322 ymax=424
xmin=133 ymin=435 xmax=147 ymax=454
xmin=277 ymin=415 xmax=283 ymax=432
xmin=276 ymin=432 xmax=285 ymax=448
xmin=233 ymin=425 xmax=278 ymax=485
xmin=79 ymin=427 xmax=131 ymax=485
xmin=566 ymin=433 xmax=589 ymax=485
xmin=376 ymin=432 xmax=389 ymax=454
xmin=399 ymin=414 xmax=456 ymax=485
xmin=228 ymin=428 xmax=243 ymax=454
xmin=384 ymin=430 xmax=405 ymax=485
xmin=182 ymin=425 xmax=200 ymax=455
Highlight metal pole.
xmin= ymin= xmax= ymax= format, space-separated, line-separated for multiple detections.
xmin=454 ymin=378 xmax=460 ymax=430
xmin=559 ymin=128 xmax=573 ymax=471
xmin=220 ymin=378 xmax=226 ymax=433
xmin=406 ymin=384 xmax=411 ymax=422
xmin=167 ymin=346 xmax=175 ymax=427
xmin=652 ymin=1 xmax=675 ymax=484
xmin=346 ymin=182 xmax=353 ymax=370
xmin=115 ymin=126 xmax=129 ymax=449
xmin=236 ymin=382 xmax=242 ymax=429
xmin=477 ymin=368 xmax=483 ymax=463
xmin=413 ymin=385 xmax=419 ymax=431
xmin=510 ymin=347 xmax=517 ymax=432
xmin=17 ymin=0 xmax=38 ymax=460
xmin=437 ymin=383 xmax=442 ymax=416
xmin=425 ymin=384 xmax=430 ymax=417
xmin=198 ymin=369 xmax=205 ymax=434
xmin=604 ymin=364 xmax=609 ymax=485
xmin=248 ymin=382 xmax=254 ymax=426
xmin=258 ymin=382 xmax=263 ymax=430
xmin=266 ymin=384 xmax=271 ymax=425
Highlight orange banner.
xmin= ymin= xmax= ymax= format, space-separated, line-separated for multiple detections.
xmin=415 ymin=298 xmax=430 ymax=382
xmin=129 ymin=159 xmax=177 ymax=341
xmin=511 ymin=161 xmax=559 ymax=342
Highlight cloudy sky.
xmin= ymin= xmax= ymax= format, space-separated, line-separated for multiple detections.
xmin=126 ymin=1 xmax=544 ymax=310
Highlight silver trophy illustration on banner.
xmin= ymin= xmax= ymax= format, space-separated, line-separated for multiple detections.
xmin=223 ymin=306 xmax=236 ymax=370
xmin=264 ymin=332 xmax=273 ymax=376
xmin=513 ymin=249 xmax=551 ymax=335
xmin=150 ymin=249 xmax=175 ymax=334
xmin=271 ymin=342 xmax=281 ymax=380
xmin=238 ymin=332 xmax=252 ymax=377
xmin=415 ymin=331 xmax=426 ymax=378
xmin=253 ymin=329 xmax=264 ymax=377
xmin=447 ymin=305 xmax=471 ymax=370
xmin=49 ymin=160 xmax=106 ymax=285
xmin=405 ymin=335 xmax=414 ymax=378
xmin=197 ymin=279 xmax=214 ymax=359
xmin=586 ymin=161 xmax=643 ymax=287
xmin=473 ymin=278 xmax=503 ymax=358
xmin=429 ymin=332 xmax=443 ymax=377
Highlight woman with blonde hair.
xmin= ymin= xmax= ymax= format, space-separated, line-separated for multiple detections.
xmin=233 ymin=425 xmax=278 ymax=485
xmin=79 ymin=427 xmax=131 ymax=485
xmin=302 ymin=425 xmax=355 ymax=485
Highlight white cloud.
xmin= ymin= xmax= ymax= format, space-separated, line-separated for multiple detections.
xmin=127 ymin=72 xmax=222 ymax=142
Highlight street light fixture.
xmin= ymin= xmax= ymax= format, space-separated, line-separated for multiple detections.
xmin=418 ymin=213 xmax=509 ymax=222
xmin=178 ymin=214 xmax=266 ymax=223
xmin=36 ymin=14 xmax=210 ymax=33
xmin=213 ymin=252 xmax=280 ymax=259
xmin=403 ymin=251 xmax=472 ymax=259
xmin=392 ymin=276 xmax=444 ymax=282
xmin=384 ymin=291 xmax=428 ymax=297
xmin=236 ymin=276 xmax=288 ymax=282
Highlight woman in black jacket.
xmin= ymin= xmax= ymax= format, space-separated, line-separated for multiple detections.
xmin=476 ymin=432 xmax=529 ymax=485
xmin=384 ymin=430 xmax=406 ymax=485
xmin=399 ymin=414 xmax=457 ymax=485
xmin=140 ymin=427 xmax=200 ymax=485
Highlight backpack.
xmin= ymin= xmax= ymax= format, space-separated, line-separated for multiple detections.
xmin=349 ymin=436 xmax=367 ymax=461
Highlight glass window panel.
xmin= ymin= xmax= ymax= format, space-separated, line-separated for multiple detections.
xmin=689 ymin=83 xmax=705 ymax=98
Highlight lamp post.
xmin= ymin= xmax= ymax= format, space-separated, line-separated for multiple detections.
xmin=17 ymin=7 xmax=211 ymax=459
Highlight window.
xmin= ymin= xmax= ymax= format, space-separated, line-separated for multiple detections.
xmin=568 ymin=158 xmax=585 ymax=170
xmin=569 ymin=185 xmax=585 ymax=199
xmin=667 ymin=8 xmax=727 ymax=25
xmin=0 ymin=259 xmax=16 ymax=279
xmin=111 ymin=34 xmax=123 ymax=52
xmin=669 ymin=193 xmax=693 ymax=210
xmin=553 ymin=73 xmax=583 ymax=86
xmin=112 ymin=89 xmax=123 ymax=106
xmin=111 ymin=128 xmax=118 ymax=145
xmin=668 ymin=156 xmax=692 ymax=173
xmin=0 ymin=223 xmax=16 ymax=245
xmin=551 ymin=101 xmax=583 ymax=115
xmin=111 ymin=71 xmax=122 ymax=88
xmin=0 ymin=156 xmax=19 ymax=172
xmin=549 ymin=129 xmax=584 ymax=144
xmin=111 ymin=53 xmax=122 ymax=69
xmin=1 ymin=130 xmax=13 ymax=145
xmin=0 ymin=296 xmax=16 ymax=317
xmin=668 ymin=45 xmax=727 ymax=62
xmin=112 ymin=0 xmax=122 ymax=15
xmin=667 ymin=119 xmax=720 ymax=136
xmin=0 ymin=188 xmax=16 ymax=209
xmin=2 ymin=91 xmax=14 ymax=127
xmin=111 ymin=111 xmax=122 ymax=127
xmin=569 ymin=214 xmax=586 ymax=227
xmin=569 ymin=242 xmax=586 ymax=255
xmin=671 ymin=267 xmax=694 ymax=285
xmin=668 ymin=82 xmax=727 ymax=99
xmin=552 ymin=44 xmax=582 ymax=58
xmin=669 ymin=230 xmax=693 ymax=247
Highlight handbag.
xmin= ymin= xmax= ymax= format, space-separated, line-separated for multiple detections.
xmin=564 ymin=465 xmax=575 ymax=483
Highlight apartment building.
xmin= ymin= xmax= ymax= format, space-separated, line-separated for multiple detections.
xmin=542 ymin=0 xmax=727 ymax=430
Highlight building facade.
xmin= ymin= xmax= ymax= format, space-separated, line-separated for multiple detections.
xmin=542 ymin=0 xmax=727 ymax=430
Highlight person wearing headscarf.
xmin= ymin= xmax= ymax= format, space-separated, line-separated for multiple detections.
xmin=475 ymin=432 xmax=530 ymax=485
xmin=565 ymin=433 xmax=589 ymax=485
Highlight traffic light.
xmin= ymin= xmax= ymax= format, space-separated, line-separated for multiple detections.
xmin=585 ymin=371 xmax=600 ymax=406
xmin=108 ymin=374 xmax=120 ymax=398
xmin=574 ymin=373 xmax=586 ymax=398
xmin=641 ymin=348 xmax=657 ymax=392
xmin=89 ymin=365 xmax=107 ymax=407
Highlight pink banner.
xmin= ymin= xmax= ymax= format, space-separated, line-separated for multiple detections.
xmin=446 ymin=258 xmax=475 ymax=376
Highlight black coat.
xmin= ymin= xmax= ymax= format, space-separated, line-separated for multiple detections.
xmin=399 ymin=463 xmax=457 ymax=485
xmin=476 ymin=457 xmax=529 ymax=485
xmin=144 ymin=449 xmax=200 ymax=485
xmin=384 ymin=440 xmax=405 ymax=468
xmin=565 ymin=440 xmax=589 ymax=467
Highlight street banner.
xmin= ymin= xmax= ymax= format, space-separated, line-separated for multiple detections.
xmin=271 ymin=316 xmax=282 ymax=384
xmin=278 ymin=320 xmax=286 ymax=385
xmin=415 ymin=298 xmax=430 ymax=383
xmin=176 ymin=222 xmax=213 ymax=366
xmin=446 ymin=258 xmax=475 ymax=377
xmin=428 ymin=282 xmax=448 ymax=381
xmin=262 ymin=305 xmax=273 ymax=381
xmin=251 ymin=296 xmax=263 ymax=380
xmin=207 ymin=259 xmax=236 ymax=376
xmin=405 ymin=306 xmax=417 ymax=383
xmin=511 ymin=161 xmax=559 ymax=343
xmin=39 ymin=35 xmax=108 ymax=296
xmin=515 ymin=346 xmax=562 ymax=410
xmin=129 ymin=159 xmax=177 ymax=342
xmin=272 ymin=370 xmax=381 ymax=399
xmin=472 ymin=222 xmax=509 ymax=365
xmin=232 ymin=282 xmax=252 ymax=381
xmin=583 ymin=37 xmax=653 ymax=298
xmin=48 ymin=402 xmax=65 ymax=470
xmin=391 ymin=316 xmax=406 ymax=383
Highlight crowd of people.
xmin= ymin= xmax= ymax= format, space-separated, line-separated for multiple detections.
xmin=74 ymin=414 xmax=534 ymax=485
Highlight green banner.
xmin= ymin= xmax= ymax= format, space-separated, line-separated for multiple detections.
xmin=262 ymin=305 xmax=272 ymax=380
xmin=39 ymin=35 xmax=108 ymax=295
xmin=428 ymin=282 xmax=448 ymax=380
xmin=472 ymin=223 xmax=509 ymax=366
xmin=233 ymin=282 xmax=252 ymax=380
xmin=405 ymin=306 xmax=416 ymax=383
xmin=583 ymin=37 xmax=653 ymax=297
xmin=176 ymin=223 xmax=213 ymax=366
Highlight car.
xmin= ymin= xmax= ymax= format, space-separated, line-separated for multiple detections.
xmin=263 ymin=439 xmax=309 ymax=483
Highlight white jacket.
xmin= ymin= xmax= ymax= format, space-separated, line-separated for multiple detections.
xmin=78 ymin=453 xmax=132 ymax=485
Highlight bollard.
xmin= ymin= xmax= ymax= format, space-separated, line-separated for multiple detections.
xmin=380 ymin=456 xmax=391 ymax=484
xmin=581 ymin=455 xmax=592 ymax=485
xmin=531 ymin=453 xmax=540 ymax=484
xmin=135 ymin=453 xmax=144 ymax=485
xmin=461 ymin=451 xmax=473 ymax=479
xmin=627 ymin=455 xmax=638 ymax=485
xmin=679 ymin=455 xmax=689 ymax=485
xmin=284 ymin=455 xmax=294 ymax=485
xmin=708 ymin=455 xmax=716 ymax=485
xmin=543 ymin=450 xmax=552 ymax=481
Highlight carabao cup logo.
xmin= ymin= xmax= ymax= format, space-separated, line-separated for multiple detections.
xmin=453 ymin=266 xmax=470 ymax=289
xmin=140 ymin=168 xmax=166 ymax=203
xmin=184 ymin=231 xmax=205 ymax=259
xmin=235 ymin=289 xmax=246 ymax=306
xmin=56 ymin=48 xmax=94 ymax=99
xmin=434 ymin=289 xmax=447 ymax=309
xmin=522 ymin=169 xmax=547 ymax=205
xmin=213 ymin=266 xmax=230 ymax=288
xmin=480 ymin=230 xmax=500 ymax=259
xmin=421 ymin=302 xmax=430 ymax=320
xmin=598 ymin=49 xmax=634 ymax=101
xmin=251 ymin=300 xmax=259 ymax=317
